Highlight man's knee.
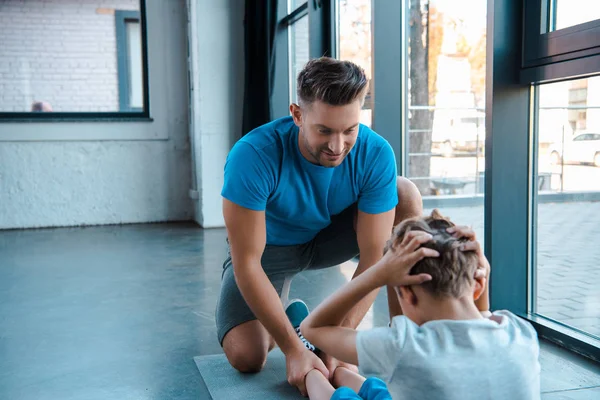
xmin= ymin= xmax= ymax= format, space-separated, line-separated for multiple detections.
xmin=395 ymin=176 xmax=423 ymax=224
xmin=224 ymin=344 xmax=268 ymax=373
xmin=222 ymin=321 xmax=272 ymax=373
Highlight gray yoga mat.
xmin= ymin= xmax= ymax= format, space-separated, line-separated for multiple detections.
xmin=194 ymin=348 xmax=304 ymax=399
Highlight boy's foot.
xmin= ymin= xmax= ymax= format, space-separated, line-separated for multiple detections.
xmin=285 ymin=299 xmax=317 ymax=352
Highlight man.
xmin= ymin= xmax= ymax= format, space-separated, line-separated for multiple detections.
xmin=217 ymin=57 xmax=422 ymax=396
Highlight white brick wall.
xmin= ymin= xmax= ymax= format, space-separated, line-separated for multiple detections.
xmin=0 ymin=0 xmax=139 ymax=112
xmin=0 ymin=0 xmax=194 ymax=229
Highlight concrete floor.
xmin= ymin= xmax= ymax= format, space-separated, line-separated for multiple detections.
xmin=1 ymin=222 xmax=599 ymax=399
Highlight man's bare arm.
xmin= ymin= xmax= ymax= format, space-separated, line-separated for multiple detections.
xmin=223 ymin=199 xmax=303 ymax=354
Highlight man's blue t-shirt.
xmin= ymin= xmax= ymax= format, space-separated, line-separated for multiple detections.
xmin=221 ymin=116 xmax=398 ymax=246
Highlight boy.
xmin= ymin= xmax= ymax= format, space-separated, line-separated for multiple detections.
xmin=299 ymin=210 xmax=541 ymax=400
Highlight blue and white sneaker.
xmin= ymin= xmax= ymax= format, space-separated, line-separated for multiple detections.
xmin=285 ymin=299 xmax=317 ymax=352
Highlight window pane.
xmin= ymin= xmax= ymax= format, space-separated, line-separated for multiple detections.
xmin=535 ymin=76 xmax=600 ymax=339
xmin=126 ymin=21 xmax=143 ymax=109
xmin=0 ymin=0 xmax=143 ymax=113
xmin=289 ymin=0 xmax=307 ymax=13
xmin=552 ymin=0 xmax=600 ymax=31
xmin=338 ymin=0 xmax=373 ymax=127
xmin=289 ymin=15 xmax=309 ymax=104
xmin=406 ymin=0 xmax=486 ymax=228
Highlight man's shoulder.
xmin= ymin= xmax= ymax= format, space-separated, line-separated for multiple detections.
xmin=240 ymin=116 xmax=295 ymax=152
xmin=354 ymin=125 xmax=395 ymax=165
xmin=357 ymin=124 xmax=390 ymax=149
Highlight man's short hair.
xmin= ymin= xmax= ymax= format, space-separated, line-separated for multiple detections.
xmin=384 ymin=210 xmax=479 ymax=298
xmin=296 ymin=57 xmax=368 ymax=107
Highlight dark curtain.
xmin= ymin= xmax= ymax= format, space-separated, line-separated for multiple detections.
xmin=242 ymin=0 xmax=279 ymax=136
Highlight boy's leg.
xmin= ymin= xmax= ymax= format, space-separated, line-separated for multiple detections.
xmin=332 ymin=367 xmax=366 ymax=394
xmin=306 ymin=370 xmax=336 ymax=400
xmin=334 ymin=367 xmax=392 ymax=400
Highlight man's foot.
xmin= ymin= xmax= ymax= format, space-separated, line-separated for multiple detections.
xmin=285 ymin=299 xmax=317 ymax=352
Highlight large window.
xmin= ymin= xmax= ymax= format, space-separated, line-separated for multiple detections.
xmin=281 ymin=0 xmax=336 ymax=107
xmin=0 ymin=0 xmax=148 ymax=118
xmin=338 ymin=0 xmax=373 ymax=127
xmin=533 ymin=76 xmax=600 ymax=341
xmin=488 ymin=0 xmax=600 ymax=357
xmin=289 ymin=13 xmax=309 ymax=104
xmin=551 ymin=0 xmax=600 ymax=31
xmin=282 ymin=0 xmax=600 ymax=358
xmin=404 ymin=0 xmax=486 ymax=235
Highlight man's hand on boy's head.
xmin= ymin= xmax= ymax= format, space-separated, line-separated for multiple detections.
xmin=446 ymin=225 xmax=490 ymax=279
xmin=379 ymin=230 xmax=438 ymax=287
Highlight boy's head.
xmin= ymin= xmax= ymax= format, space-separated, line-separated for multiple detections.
xmin=384 ymin=210 xmax=483 ymax=324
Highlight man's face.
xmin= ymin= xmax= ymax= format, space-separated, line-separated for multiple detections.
xmin=291 ymin=99 xmax=362 ymax=168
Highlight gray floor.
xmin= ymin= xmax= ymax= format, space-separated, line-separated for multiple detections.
xmin=0 ymin=222 xmax=599 ymax=399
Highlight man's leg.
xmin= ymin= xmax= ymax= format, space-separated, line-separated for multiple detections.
xmin=310 ymin=176 xmax=422 ymax=270
xmin=393 ymin=176 xmax=423 ymax=226
xmin=222 ymin=321 xmax=275 ymax=373
xmin=216 ymin=244 xmax=311 ymax=373
xmin=310 ymin=177 xmax=422 ymax=323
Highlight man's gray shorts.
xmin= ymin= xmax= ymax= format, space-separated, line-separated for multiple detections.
xmin=216 ymin=205 xmax=359 ymax=345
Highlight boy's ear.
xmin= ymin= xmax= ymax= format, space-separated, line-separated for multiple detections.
xmin=399 ymin=286 xmax=418 ymax=306
xmin=473 ymin=276 xmax=487 ymax=301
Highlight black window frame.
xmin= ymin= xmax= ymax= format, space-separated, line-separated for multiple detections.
xmin=521 ymin=0 xmax=600 ymax=83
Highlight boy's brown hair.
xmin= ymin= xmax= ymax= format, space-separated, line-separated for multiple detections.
xmin=384 ymin=209 xmax=479 ymax=298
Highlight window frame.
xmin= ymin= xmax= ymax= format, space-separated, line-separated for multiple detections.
xmin=521 ymin=0 xmax=600 ymax=83
xmin=272 ymin=0 xmax=336 ymax=119
xmin=0 ymin=0 xmax=150 ymax=122
xmin=372 ymin=0 xmax=404 ymax=175
xmin=502 ymin=0 xmax=600 ymax=360
xmin=115 ymin=10 xmax=145 ymax=113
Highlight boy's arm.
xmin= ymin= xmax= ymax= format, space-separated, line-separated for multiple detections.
xmin=300 ymin=263 xmax=386 ymax=365
xmin=301 ymin=231 xmax=437 ymax=365
xmin=340 ymin=209 xmax=395 ymax=329
xmin=312 ymin=210 xmax=395 ymax=372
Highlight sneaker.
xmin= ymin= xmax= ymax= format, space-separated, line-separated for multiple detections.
xmin=285 ymin=299 xmax=316 ymax=352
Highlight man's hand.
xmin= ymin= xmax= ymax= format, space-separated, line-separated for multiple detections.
xmin=446 ymin=226 xmax=490 ymax=281
xmin=286 ymin=346 xmax=329 ymax=397
xmin=377 ymin=230 xmax=439 ymax=287
xmin=319 ymin=352 xmax=359 ymax=382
